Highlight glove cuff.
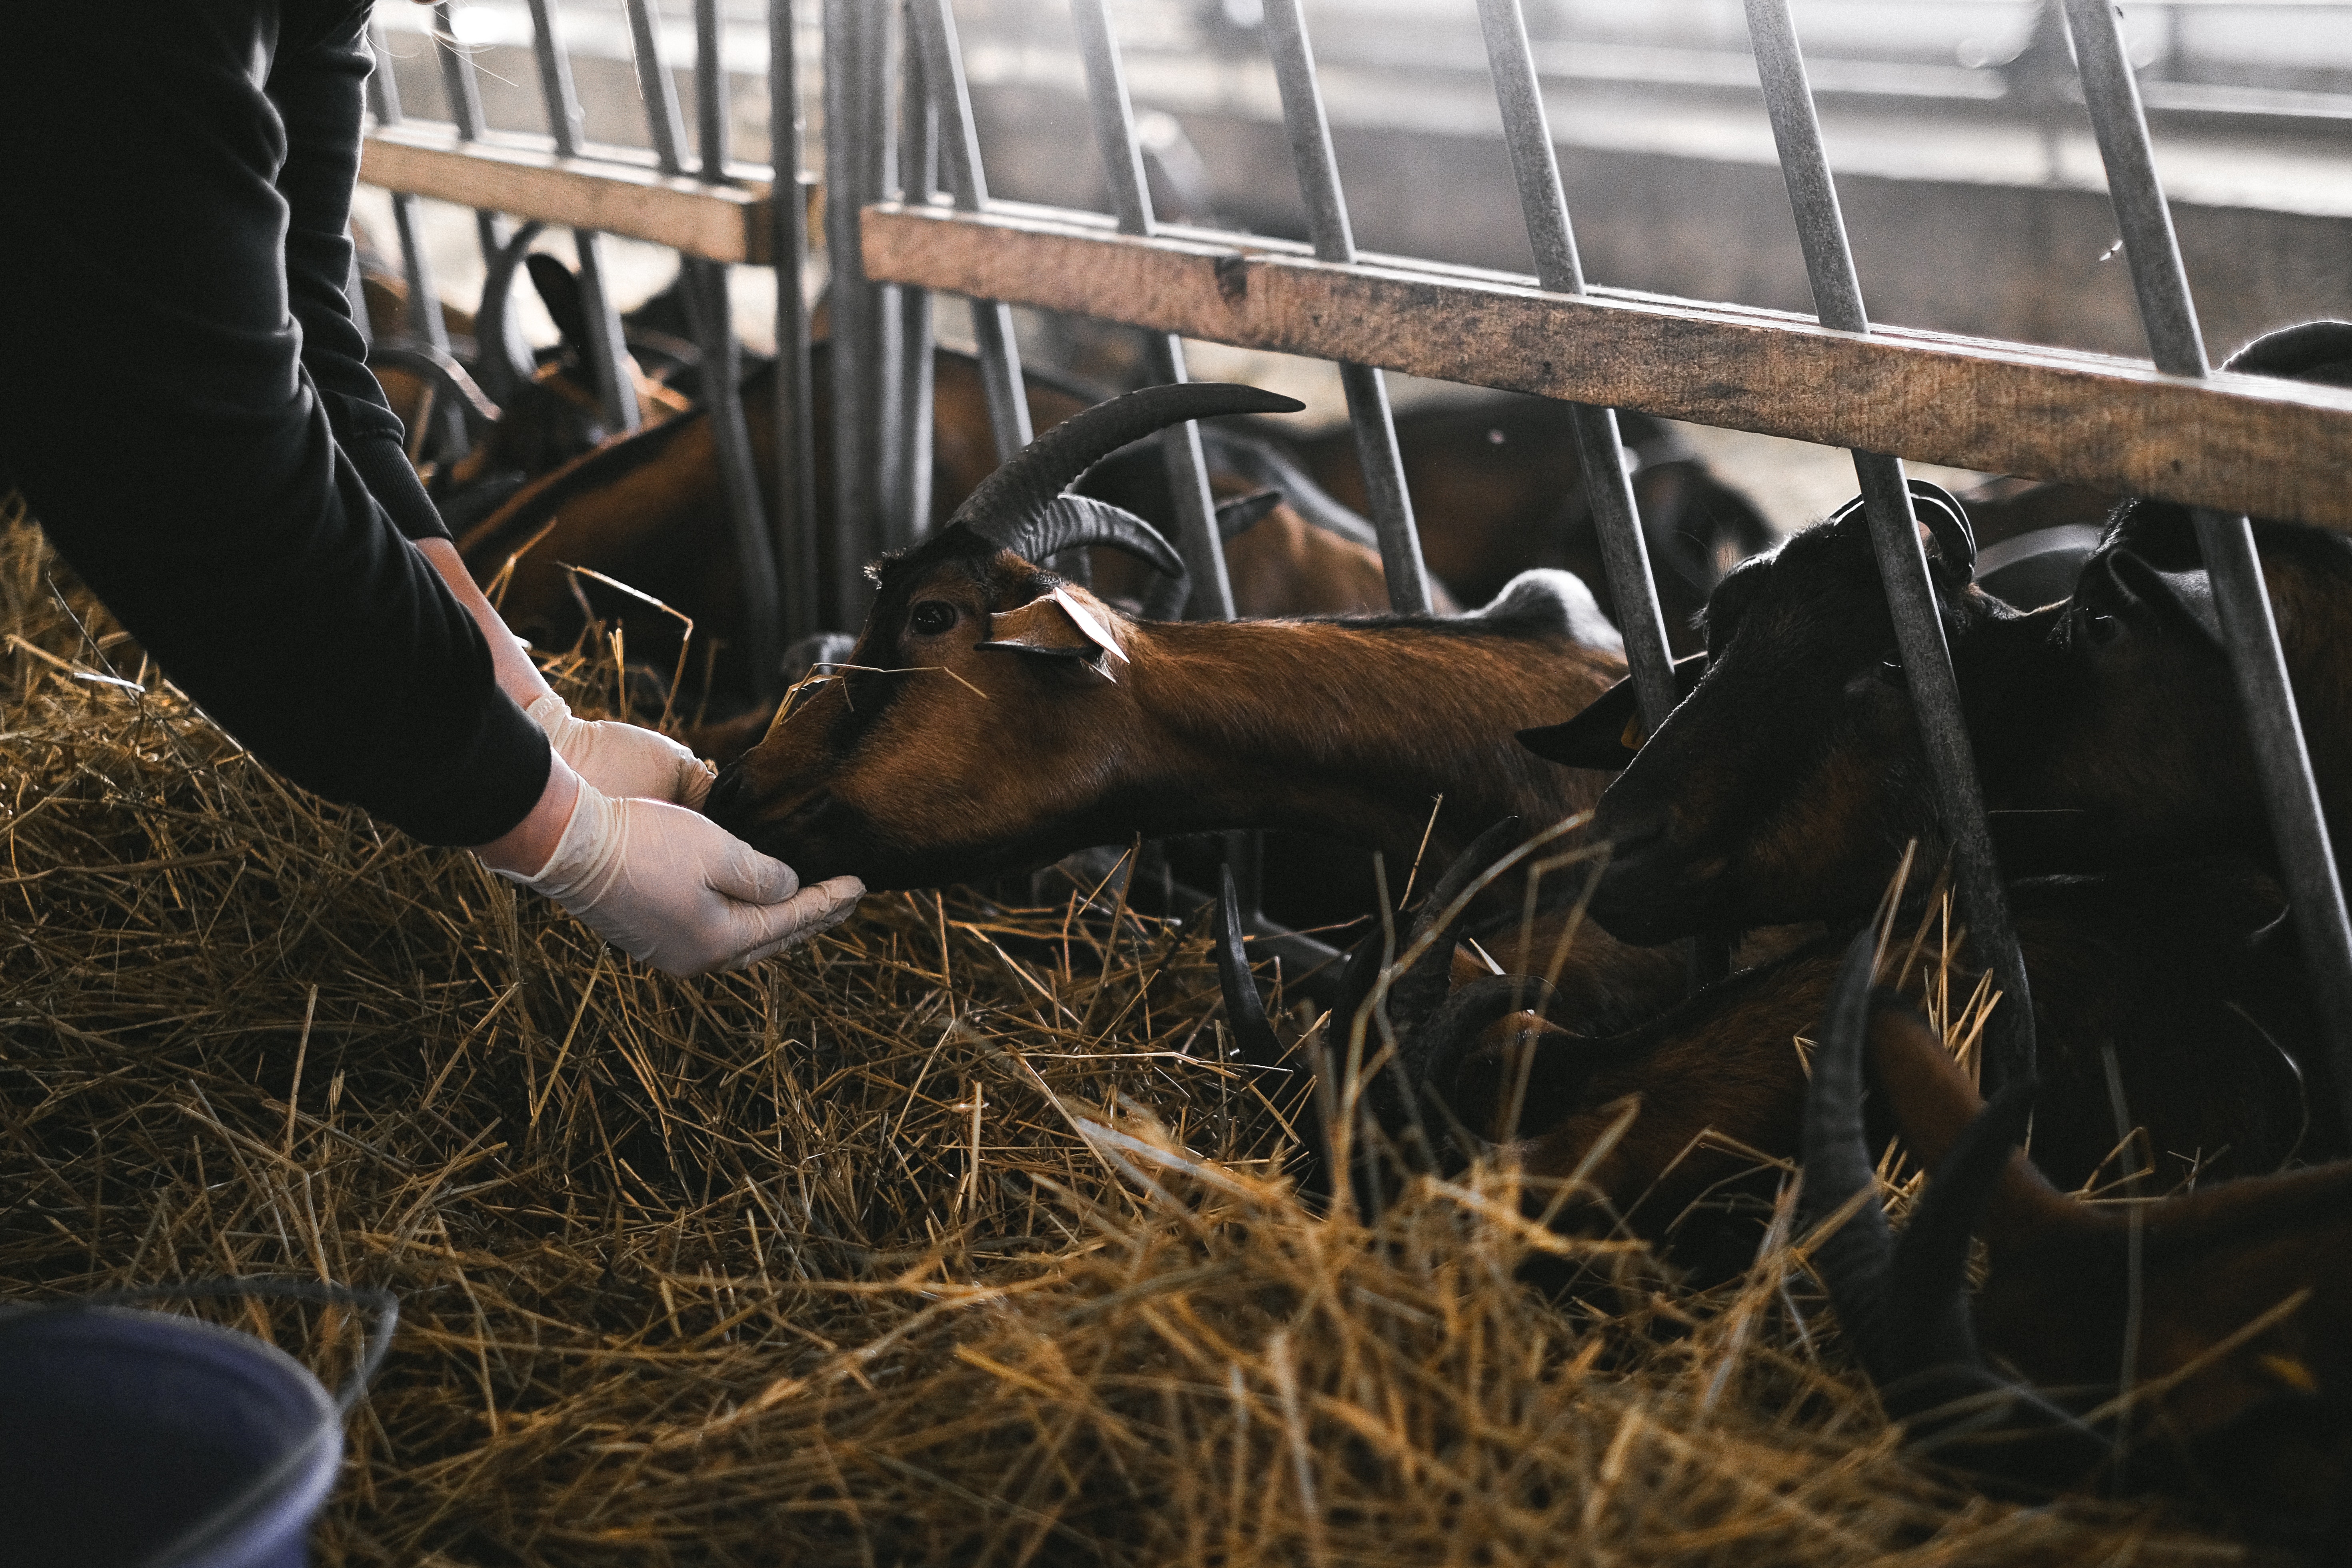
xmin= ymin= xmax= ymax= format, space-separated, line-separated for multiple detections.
xmin=492 ymin=780 xmax=619 ymax=900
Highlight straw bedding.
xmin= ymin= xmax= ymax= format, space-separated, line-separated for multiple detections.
xmin=0 ymin=505 xmax=2254 ymax=1565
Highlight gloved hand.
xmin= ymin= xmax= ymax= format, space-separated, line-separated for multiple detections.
xmin=498 ymin=781 xmax=864 ymax=975
xmin=525 ymin=692 xmax=714 ymax=808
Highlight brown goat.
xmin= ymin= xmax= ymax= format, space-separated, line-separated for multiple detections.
xmin=1803 ymin=927 xmax=2352 ymax=1543
xmin=703 ymin=384 xmax=1633 ymax=897
xmin=1346 ymin=857 xmax=2343 ymax=1242
xmin=1523 ymin=320 xmax=2352 ymax=947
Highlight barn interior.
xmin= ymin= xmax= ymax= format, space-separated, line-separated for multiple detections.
xmin=6 ymin=2 xmax=2352 ymax=1564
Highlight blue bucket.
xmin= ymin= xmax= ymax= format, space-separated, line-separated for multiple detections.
xmin=0 ymin=1280 xmax=396 ymax=1568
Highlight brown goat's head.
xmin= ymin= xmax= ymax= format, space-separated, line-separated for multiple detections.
xmin=701 ymin=382 xmax=1302 ymax=887
xmin=1524 ymin=483 xmax=2040 ymax=943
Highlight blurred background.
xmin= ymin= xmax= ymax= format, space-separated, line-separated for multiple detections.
xmin=363 ymin=0 xmax=2352 ymax=527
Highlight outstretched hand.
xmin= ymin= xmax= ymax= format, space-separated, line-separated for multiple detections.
xmin=498 ymin=781 xmax=863 ymax=975
xmin=526 ymin=692 xmax=714 ymax=807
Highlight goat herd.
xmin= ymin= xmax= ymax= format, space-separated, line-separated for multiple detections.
xmin=382 ymin=249 xmax=2349 ymax=1548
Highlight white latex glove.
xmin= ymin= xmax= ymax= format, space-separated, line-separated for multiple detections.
xmin=499 ymin=782 xmax=864 ymax=975
xmin=525 ymin=692 xmax=715 ymax=808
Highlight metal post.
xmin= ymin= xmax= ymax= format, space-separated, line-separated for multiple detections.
xmin=1744 ymin=0 xmax=2036 ymax=1091
xmin=1260 ymin=0 xmax=1433 ymax=616
xmin=433 ymin=2 xmax=533 ymax=398
xmin=910 ymin=0 xmax=1032 ymax=468
xmin=1069 ymin=0 xmax=1235 ymax=620
xmin=430 ymin=3 xmax=517 ymax=271
xmin=362 ymin=26 xmax=450 ymax=356
xmin=769 ymin=0 xmax=823 ymax=645
xmin=523 ymin=0 xmax=641 ymax=437
xmin=2058 ymin=0 xmax=2352 ymax=1124
xmin=1473 ymin=0 xmax=1677 ymax=734
xmin=620 ymin=0 xmax=787 ymax=697
xmin=889 ymin=6 xmax=939 ymax=553
xmin=824 ymin=0 xmax=895 ymax=625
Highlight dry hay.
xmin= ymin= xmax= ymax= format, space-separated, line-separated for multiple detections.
xmin=0 ymin=505 xmax=2253 ymax=1566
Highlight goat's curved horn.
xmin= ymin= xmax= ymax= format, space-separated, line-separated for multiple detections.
xmin=473 ymin=220 xmax=546 ymax=404
xmin=950 ymin=382 xmax=1304 ymax=559
xmin=1910 ymin=481 xmax=1977 ymax=578
xmin=1216 ymin=865 xmax=1289 ymax=1079
xmin=980 ymin=494 xmax=1187 ymax=578
xmin=1799 ymin=928 xmax=1900 ymax=1354
xmin=1804 ymin=929 xmax=2112 ymax=1489
xmin=1826 ymin=480 xmax=1977 ymax=577
xmin=1217 ymin=867 xmax=1333 ymax=1204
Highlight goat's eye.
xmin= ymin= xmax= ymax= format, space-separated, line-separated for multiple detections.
xmin=1874 ymin=654 xmax=1904 ymax=685
xmin=906 ymin=601 xmax=956 ymax=637
xmin=2078 ymin=607 xmax=2121 ymax=646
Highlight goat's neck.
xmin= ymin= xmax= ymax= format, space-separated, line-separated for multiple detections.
xmin=1118 ymin=617 xmax=1617 ymax=869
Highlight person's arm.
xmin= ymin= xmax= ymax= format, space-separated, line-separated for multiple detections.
xmin=412 ymin=536 xmax=719 ymax=807
xmin=0 ymin=2 xmax=859 ymax=973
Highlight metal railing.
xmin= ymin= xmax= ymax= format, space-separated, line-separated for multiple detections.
xmin=358 ymin=1 xmax=2352 ymax=1116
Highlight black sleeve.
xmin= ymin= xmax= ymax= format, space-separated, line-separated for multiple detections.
xmin=271 ymin=2 xmax=451 ymax=545
xmin=0 ymin=0 xmax=549 ymax=849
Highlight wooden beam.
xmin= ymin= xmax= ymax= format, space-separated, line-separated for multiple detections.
xmin=360 ymin=122 xmax=792 ymax=264
xmin=862 ymin=200 xmax=2352 ymax=531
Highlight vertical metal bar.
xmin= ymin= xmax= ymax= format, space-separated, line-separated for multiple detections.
xmin=1069 ymin=0 xmax=1234 ymax=620
xmin=1744 ymin=0 xmax=2036 ymax=1091
xmin=825 ymin=0 xmax=894 ymax=625
xmin=1474 ymin=0 xmax=1677 ymax=733
xmin=910 ymin=0 xmax=1031 ymax=465
xmin=769 ymin=0 xmax=822 ymax=644
xmin=1259 ymin=0 xmax=1432 ymax=616
xmin=363 ymin=27 xmax=451 ymax=356
xmin=624 ymin=0 xmax=690 ymax=175
xmin=2059 ymin=0 xmax=2352 ymax=1123
xmin=430 ymin=2 xmax=514 ymax=269
xmin=626 ymin=0 xmax=785 ymax=697
xmin=524 ymin=0 xmax=640 ymax=436
xmin=695 ymin=0 xmax=730 ymax=183
xmin=434 ymin=1 xmax=532 ymax=391
xmin=889 ymin=8 xmax=939 ymax=551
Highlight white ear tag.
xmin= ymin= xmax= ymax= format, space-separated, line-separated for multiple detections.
xmin=1050 ymin=586 xmax=1127 ymax=665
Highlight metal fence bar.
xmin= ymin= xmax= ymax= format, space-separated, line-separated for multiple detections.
xmin=1743 ymin=0 xmax=2036 ymax=1092
xmin=623 ymin=0 xmax=689 ymax=174
xmin=362 ymin=28 xmax=451 ymax=356
xmin=432 ymin=1 xmax=532 ymax=400
xmin=769 ymin=0 xmax=822 ymax=645
xmin=888 ymin=8 xmax=939 ymax=553
xmin=910 ymin=0 xmax=1032 ymax=467
xmin=522 ymin=0 xmax=640 ymax=438
xmin=1259 ymin=0 xmax=1433 ymax=617
xmin=1069 ymin=0 xmax=1235 ymax=621
xmin=824 ymin=0 xmax=895 ymax=625
xmin=1474 ymin=0 xmax=1677 ymax=733
xmin=2058 ymin=0 xmax=2352 ymax=1123
xmin=650 ymin=0 xmax=784 ymax=696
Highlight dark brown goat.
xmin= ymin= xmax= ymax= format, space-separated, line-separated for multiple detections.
xmin=1802 ymin=927 xmax=2352 ymax=1544
xmin=1523 ymin=321 xmax=2352 ymax=947
xmin=1297 ymin=855 xmax=2344 ymax=1240
xmin=701 ymin=382 xmax=1688 ymax=1017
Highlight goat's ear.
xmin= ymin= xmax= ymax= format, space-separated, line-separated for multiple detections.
xmin=525 ymin=253 xmax=592 ymax=358
xmin=1517 ymin=653 xmax=1707 ymax=769
xmin=975 ymin=587 xmax=1127 ymax=673
xmin=2106 ymin=549 xmax=2224 ymax=649
xmin=1215 ymin=489 xmax=1285 ymax=541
